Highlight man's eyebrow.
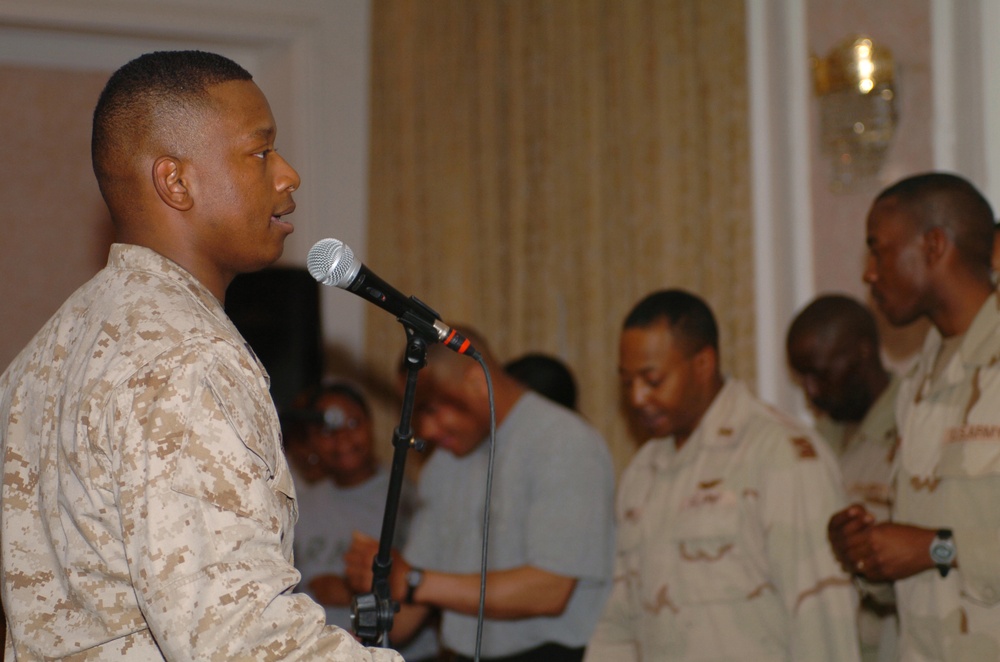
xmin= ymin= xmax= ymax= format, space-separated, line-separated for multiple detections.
xmin=248 ymin=125 xmax=276 ymax=141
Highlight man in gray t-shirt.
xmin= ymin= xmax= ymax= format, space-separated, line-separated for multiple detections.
xmin=346 ymin=328 xmax=616 ymax=661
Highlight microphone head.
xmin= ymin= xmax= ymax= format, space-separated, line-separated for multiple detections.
xmin=307 ymin=238 xmax=357 ymax=288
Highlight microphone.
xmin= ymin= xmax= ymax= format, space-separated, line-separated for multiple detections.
xmin=307 ymin=238 xmax=480 ymax=359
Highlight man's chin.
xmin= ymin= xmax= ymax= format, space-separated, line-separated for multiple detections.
xmin=642 ymin=424 xmax=673 ymax=441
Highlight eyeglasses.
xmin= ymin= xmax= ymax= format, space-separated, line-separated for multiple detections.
xmin=309 ymin=405 xmax=364 ymax=433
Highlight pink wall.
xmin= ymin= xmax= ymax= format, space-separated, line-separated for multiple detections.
xmin=0 ymin=6 xmax=939 ymax=374
xmin=0 ymin=65 xmax=113 ymax=370
xmin=807 ymin=0 xmax=933 ymax=366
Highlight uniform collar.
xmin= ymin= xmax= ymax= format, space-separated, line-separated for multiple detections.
xmin=912 ymin=291 xmax=1000 ymax=388
xmin=107 ymin=243 xmax=228 ymax=315
xmin=650 ymin=378 xmax=749 ymax=471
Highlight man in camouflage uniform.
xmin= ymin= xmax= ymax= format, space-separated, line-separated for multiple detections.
xmin=830 ymin=172 xmax=1000 ymax=661
xmin=0 ymin=51 xmax=400 ymax=660
xmin=586 ymin=289 xmax=860 ymax=661
xmin=787 ymin=294 xmax=899 ymax=661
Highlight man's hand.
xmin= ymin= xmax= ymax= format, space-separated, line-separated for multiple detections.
xmin=828 ymin=504 xmax=941 ymax=581
xmin=344 ymin=531 xmax=410 ymax=602
xmin=828 ymin=503 xmax=876 ymax=573
xmin=308 ymin=574 xmax=353 ymax=607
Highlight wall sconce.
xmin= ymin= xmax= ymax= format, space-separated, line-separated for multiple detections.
xmin=812 ymin=35 xmax=897 ymax=192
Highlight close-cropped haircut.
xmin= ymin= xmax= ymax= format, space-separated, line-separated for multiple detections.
xmin=91 ymin=51 xmax=252 ymax=208
xmin=623 ymin=289 xmax=719 ymax=358
xmin=505 ymin=353 xmax=578 ymax=410
xmin=786 ymin=294 xmax=880 ymax=350
xmin=875 ymin=172 xmax=995 ymax=271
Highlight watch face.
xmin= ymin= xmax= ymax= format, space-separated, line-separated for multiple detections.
xmin=930 ymin=538 xmax=956 ymax=564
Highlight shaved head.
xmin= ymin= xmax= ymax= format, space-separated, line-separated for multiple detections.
xmin=424 ymin=325 xmax=493 ymax=379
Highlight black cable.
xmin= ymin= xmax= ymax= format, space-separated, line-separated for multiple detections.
xmin=472 ymin=355 xmax=496 ymax=662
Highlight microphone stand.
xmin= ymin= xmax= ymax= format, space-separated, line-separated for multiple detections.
xmin=351 ymin=331 xmax=429 ymax=646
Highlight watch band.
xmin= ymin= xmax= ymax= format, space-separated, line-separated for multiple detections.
xmin=405 ymin=567 xmax=424 ymax=605
xmin=930 ymin=529 xmax=955 ymax=578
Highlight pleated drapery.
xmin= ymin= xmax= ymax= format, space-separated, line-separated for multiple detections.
xmin=366 ymin=0 xmax=753 ymax=474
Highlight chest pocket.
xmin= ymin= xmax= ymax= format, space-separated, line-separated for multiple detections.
xmin=667 ymin=492 xmax=762 ymax=605
xmin=937 ymin=426 xmax=1000 ymax=479
xmin=935 ymin=428 xmax=1000 ymax=558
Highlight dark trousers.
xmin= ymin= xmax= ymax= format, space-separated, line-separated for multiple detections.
xmin=450 ymin=642 xmax=585 ymax=662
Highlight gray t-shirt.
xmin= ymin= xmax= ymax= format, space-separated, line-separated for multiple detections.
xmin=404 ymin=391 xmax=616 ymax=657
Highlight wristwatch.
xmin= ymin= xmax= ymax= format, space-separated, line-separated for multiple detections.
xmin=405 ymin=567 xmax=424 ymax=604
xmin=929 ymin=529 xmax=956 ymax=577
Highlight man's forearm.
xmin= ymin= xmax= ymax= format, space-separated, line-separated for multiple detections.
xmin=413 ymin=566 xmax=576 ymax=619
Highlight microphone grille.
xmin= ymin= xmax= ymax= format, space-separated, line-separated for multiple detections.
xmin=307 ymin=238 xmax=354 ymax=287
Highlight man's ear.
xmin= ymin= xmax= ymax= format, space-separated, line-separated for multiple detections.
xmin=152 ymin=156 xmax=193 ymax=211
xmin=857 ymin=337 xmax=873 ymax=361
xmin=923 ymin=226 xmax=949 ymax=266
xmin=691 ymin=345 xmax=718 ymax=381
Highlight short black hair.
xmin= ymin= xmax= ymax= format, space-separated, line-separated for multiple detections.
xmin=875 ymin=172 xmax=995 ymax=271
xmin=92 ymin=51 xmax=252 ymax=212
xmin=623 ymin=289 xmax=719 ymax=357
xmin=786 ymin=294 xmax=880 ymax=351
xmin=505 ymin=353 xmax=578 ymax=410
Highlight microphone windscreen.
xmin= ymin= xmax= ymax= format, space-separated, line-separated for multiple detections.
xmin=307 ymin=238 xmax=354 ymax=287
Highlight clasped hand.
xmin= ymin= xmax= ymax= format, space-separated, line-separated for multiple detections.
xmin=827 ymin=503 xmax=939 ymax=582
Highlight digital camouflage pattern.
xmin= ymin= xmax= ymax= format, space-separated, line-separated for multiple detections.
xmin=892 ymin=292 xmax=1000 ymax=661
xmin=0 ymin=244 xmax=401 ymax=661
xmin=585 ymin=379 xmax=860 ymax=661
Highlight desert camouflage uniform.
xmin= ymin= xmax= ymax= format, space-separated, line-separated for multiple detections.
xmin=891 ymin=292 xmax=1000 ymax=661
xmin=585 ymin=379 xmax=860 ymax=661
xmin=816 ymin=379 xmax=900 ymax=661
xmin=0 ymin=244 xmax=400 ymax=661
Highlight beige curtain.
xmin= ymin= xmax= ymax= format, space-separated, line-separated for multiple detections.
xmin=366 ymin=0 xmax=753 ymax=475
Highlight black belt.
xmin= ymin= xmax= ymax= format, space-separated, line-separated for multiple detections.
xmin=450 ymin=642 xmax=585 ymax=662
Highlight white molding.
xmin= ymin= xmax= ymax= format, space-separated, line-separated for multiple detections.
xmin=746 ymin=0 xmax=813 ymax=417
xmin=979 ymin=0 xmax=1000 ymax=207
xmin=0 ymin=0 xmax=372 ymax=357
xmin=930 ymin=0 xmax=996 ymax=203
xmin=931 ymin=0 xmax=959 ymax=174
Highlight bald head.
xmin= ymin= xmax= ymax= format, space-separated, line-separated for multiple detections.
xmin=423 ymin=325 xmax=494 ymax=379
xmin=410 ymin=326 xmax=529 ymax=456
xmin=91 ymin=50 xmax=252 ymax=223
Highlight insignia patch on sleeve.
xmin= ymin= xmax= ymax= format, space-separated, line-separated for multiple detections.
xmin=790 ymin=436 xmax=817 ymax=459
